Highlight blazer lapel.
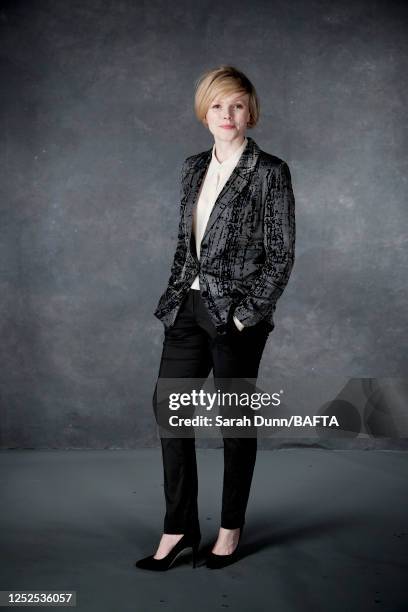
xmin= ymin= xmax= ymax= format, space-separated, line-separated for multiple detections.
xmin=184 ymin=136 xmax=261 ymax=261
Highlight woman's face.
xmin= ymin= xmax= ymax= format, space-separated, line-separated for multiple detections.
xmin=205 ymin=91 xmax=251 ymax=143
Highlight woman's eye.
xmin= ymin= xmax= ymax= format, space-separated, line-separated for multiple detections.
xmin=212 ymin=104 xmax=243 ymax=110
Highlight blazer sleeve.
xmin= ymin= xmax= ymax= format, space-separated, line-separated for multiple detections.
xmin=233 ymin=161 xmax=296 ymax=327
xmin=166 ymin=159 xmax=189 ymax=288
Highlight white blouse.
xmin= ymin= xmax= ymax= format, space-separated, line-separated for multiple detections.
xmin=190 ymin=137 xmax=248 ymax=331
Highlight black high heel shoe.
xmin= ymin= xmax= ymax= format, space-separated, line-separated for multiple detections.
xmin=135 ymin=534 xmax=201 ymax=571
xmin=205 ymin=527 xmax=243 ymax=570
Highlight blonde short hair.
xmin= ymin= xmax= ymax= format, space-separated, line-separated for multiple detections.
xmin=194 ymin=65 xmax=260 ymax=129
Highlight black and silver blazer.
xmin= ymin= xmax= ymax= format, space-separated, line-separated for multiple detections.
xmin=153 ymin=135 xmax=296 ymax=335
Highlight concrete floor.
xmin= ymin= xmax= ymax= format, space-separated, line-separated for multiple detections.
xmin=0 ymin=449 xmax=407 ymax=612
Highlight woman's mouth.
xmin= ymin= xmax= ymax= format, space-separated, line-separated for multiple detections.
xmin=220 ymin=125 xmax=236 ymax=129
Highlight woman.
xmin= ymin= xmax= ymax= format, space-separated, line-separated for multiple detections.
xmin=136 ymin=65 xmax=296 ymax=571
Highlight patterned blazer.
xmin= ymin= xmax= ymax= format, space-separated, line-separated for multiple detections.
xmin=153 ymin=135 xmax=296 ymax=335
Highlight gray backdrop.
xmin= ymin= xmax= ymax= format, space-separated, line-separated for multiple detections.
xmin=0 ymin=0 xmax=407 ymax=449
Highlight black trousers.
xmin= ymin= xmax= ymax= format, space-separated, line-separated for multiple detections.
xmin=152 ymin=288 xmax=272 ymax=538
